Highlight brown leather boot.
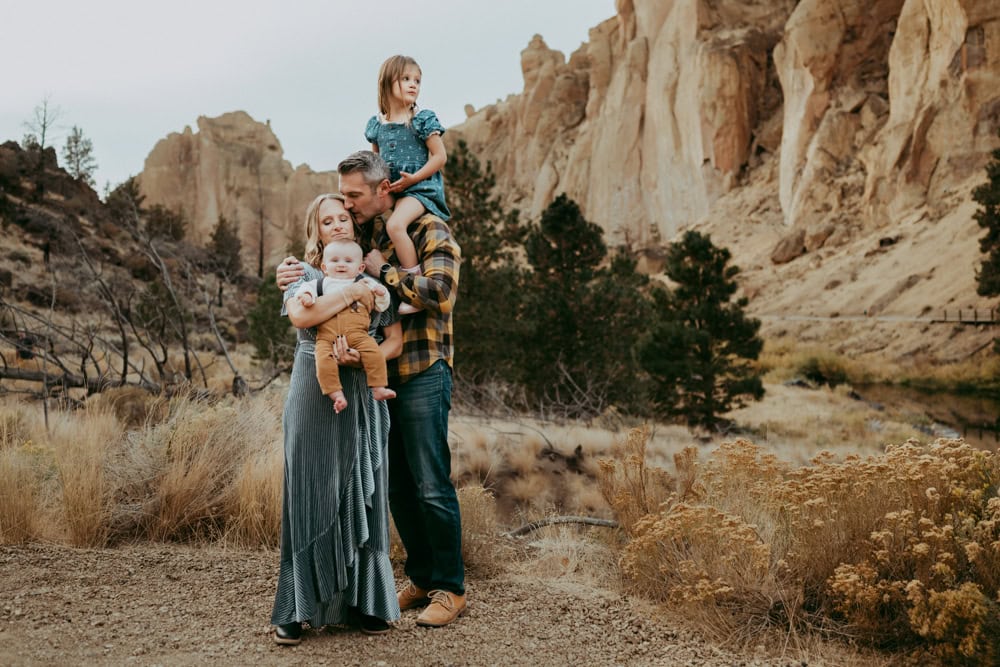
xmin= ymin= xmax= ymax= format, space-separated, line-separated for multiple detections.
xmin=397 ymin=581 xmax=431 ymax=611
xmin=415 ymin=590 xmax=467 ymax=627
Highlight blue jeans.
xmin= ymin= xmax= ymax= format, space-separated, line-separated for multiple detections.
xmin=388 ymin=360 xmax=465 ymax=595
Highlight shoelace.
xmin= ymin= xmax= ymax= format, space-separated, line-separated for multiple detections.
xmin=427 ymin=589 xmax=453 ymax=609
xmin=403 ymin=582 xmax=425 ymax=598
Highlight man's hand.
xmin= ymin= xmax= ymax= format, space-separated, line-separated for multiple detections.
xmin=364 ymin=249 xmax=388 ymax=277
xmin=276 ymin=256 xmax=305 ymax=291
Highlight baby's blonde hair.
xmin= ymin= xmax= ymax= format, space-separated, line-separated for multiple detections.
xmin=321 ymin=238 xmax=364 ymax=265
xmin=377 ymin=54 xmax=421 ymax=119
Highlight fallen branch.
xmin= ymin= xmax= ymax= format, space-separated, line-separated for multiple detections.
xmin=505 ymin=515 xmax=619 ymax=538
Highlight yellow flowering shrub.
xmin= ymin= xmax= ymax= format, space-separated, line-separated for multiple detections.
xmin=600 ymin=429 xmax=1000 ymax=662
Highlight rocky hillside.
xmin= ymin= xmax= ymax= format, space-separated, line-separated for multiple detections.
xmin=138 ymin=112 xmax=338 ymax=275
xmin=446 ymin=0 xmax=1000 ymax=363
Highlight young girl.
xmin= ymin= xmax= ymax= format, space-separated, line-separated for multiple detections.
xmin=365 ymin=55 xmax=450 ymax=283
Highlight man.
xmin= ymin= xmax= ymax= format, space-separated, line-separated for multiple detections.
xmin=277 ymin=151 xmax=465 ymax=627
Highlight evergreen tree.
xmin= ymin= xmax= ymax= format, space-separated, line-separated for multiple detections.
xmin=974 ymin=141 xmax=1000 ymax=298
xmin=640 ymin=230 xmax=763 ymax=429
xmin=106 ymin=177 xmax=145 ymax=225
xmin=61 ymin=126 xmax=97 ymax=187
xmin=521 ymin=194 xmax=651 ymax=415
xmin=209 ymin=215 xmax=242 ymax=278
xmin=247 ymin=279 xmax=295 ymax=364
xmin=445 ymin=140 xmax=527 ymax=382
xmin=973 ymin=139 xmax=1000 ymax=353
xmin=145 ymin=204 xmax=187 ymax=241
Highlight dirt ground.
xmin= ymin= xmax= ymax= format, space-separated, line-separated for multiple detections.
xmin=0 ymin=542 xmax=811 ymax=667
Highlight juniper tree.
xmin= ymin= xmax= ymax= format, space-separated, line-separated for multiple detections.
xmin=445 ymin=140 xmax=526 ymax=382
xmin=145 ymin=204 xmax=187 ymax=241
xmin=209 ymin=215 xmax=243 ymax=278
xmin=974 ymin=138 xmax=1000 ymax=352
xmin=247 ymin=279 xmax=295 ymax=364
xmin=61 ymin=126 xmax=97 ymax=187
xmin=640 ymin=230 xmax=763 ymax=429
xmin=522 ymin=194 xmax=650 ymax=415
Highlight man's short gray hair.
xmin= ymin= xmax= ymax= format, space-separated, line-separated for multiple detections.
xmin=338 ymin=150 xmax=390 ymax=188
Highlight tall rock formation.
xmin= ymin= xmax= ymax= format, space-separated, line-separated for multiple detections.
xmin=138 ymin=111 xmax=337 ymax=276
xmin=449 ymin=0 xmax=797 ymax=247
xmin=447 ymin=0 xmax=1000 ymax=360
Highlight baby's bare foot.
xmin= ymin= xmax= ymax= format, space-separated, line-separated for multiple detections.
xmin=371 ymin=387 xmax=397 ymax=401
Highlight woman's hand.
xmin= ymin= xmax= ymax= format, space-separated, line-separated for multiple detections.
xmin=276 ymin=256 xmax=305 ymax=291
xmin=333 ymin=335 xmax=362 ymax=368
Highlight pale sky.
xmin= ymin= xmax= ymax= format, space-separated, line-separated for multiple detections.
xmin=0 ymin=0 xmax=617 ymax=193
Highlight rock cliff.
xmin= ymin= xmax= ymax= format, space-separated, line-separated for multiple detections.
xmin=136 ymin=1 xmax=1000 ymax=362
xmin=138 ymin=111 xmax=337 ymax=275
xmin=447 ymin=0 xmax=1000 ymax=361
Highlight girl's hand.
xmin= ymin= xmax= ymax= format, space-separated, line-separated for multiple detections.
xmin=389 ymin=171 xmax=416 ymax=193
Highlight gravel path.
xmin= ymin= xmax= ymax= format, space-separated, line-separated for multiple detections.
xmin=0 ymin=543 xmax=800 ymax=666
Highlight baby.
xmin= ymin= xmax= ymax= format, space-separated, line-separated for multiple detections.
xmin=296 ymin=239 xmax=396 ymax=412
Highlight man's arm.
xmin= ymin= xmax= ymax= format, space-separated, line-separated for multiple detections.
xmin=374 ymin=219 xmax=460 ymax=314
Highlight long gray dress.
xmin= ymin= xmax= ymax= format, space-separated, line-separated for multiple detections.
xmin=270 ymin=265 xmax=400 ymax=627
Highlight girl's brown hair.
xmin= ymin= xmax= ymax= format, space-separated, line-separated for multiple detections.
xmin=377 ymin=54 xmax=421 ymax=119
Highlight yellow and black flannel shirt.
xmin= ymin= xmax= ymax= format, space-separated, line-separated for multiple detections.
xmin=360 ymin=212 xmax=461 ymax=384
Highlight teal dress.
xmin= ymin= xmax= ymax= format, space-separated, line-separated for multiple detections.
xmin=365 ymin=109 xmax=451 ymax=221
xmin=270 ymin=264 xmax=400 ymax=628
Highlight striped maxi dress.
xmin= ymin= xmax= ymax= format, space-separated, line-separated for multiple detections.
xmin=270 ymin=266 xmax=400 ymax=627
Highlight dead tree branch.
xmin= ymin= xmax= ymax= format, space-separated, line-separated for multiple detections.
xmin=505 ymin=516 xmax=620 ymax=538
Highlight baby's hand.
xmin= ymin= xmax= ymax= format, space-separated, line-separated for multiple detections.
xmin=371 ymin=284 xmax=387 ymax=297
xmin=298 ymin=293 xmax=316 ymax=307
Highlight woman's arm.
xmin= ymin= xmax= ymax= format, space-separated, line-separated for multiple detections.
xmin=286 ymin=282 xmax=369 ymax=329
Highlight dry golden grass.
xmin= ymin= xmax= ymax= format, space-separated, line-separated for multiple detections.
xmin=0 ymin=392 xmax=284 ymax=547
xmin=457 ymin=484 xmax=517 ymax=578
xmin=0 ymin=447 xmax=39 ymax=544
xmin=49 ymin=407 xmax=124 ymax=547
xmin=761 ymin=336 xmax=1000 ymax=391
xmin=139 ymin=394 xmax=282 ymax=542
xmin=223 ymin=443 xmax=283 ymax=549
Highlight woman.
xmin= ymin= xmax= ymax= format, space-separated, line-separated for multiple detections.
xmin=270 ymin=193 xmax=402 ymax=645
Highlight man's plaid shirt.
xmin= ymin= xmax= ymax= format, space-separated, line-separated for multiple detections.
xmin=360 ymin=212 xmax=461 ymax=384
